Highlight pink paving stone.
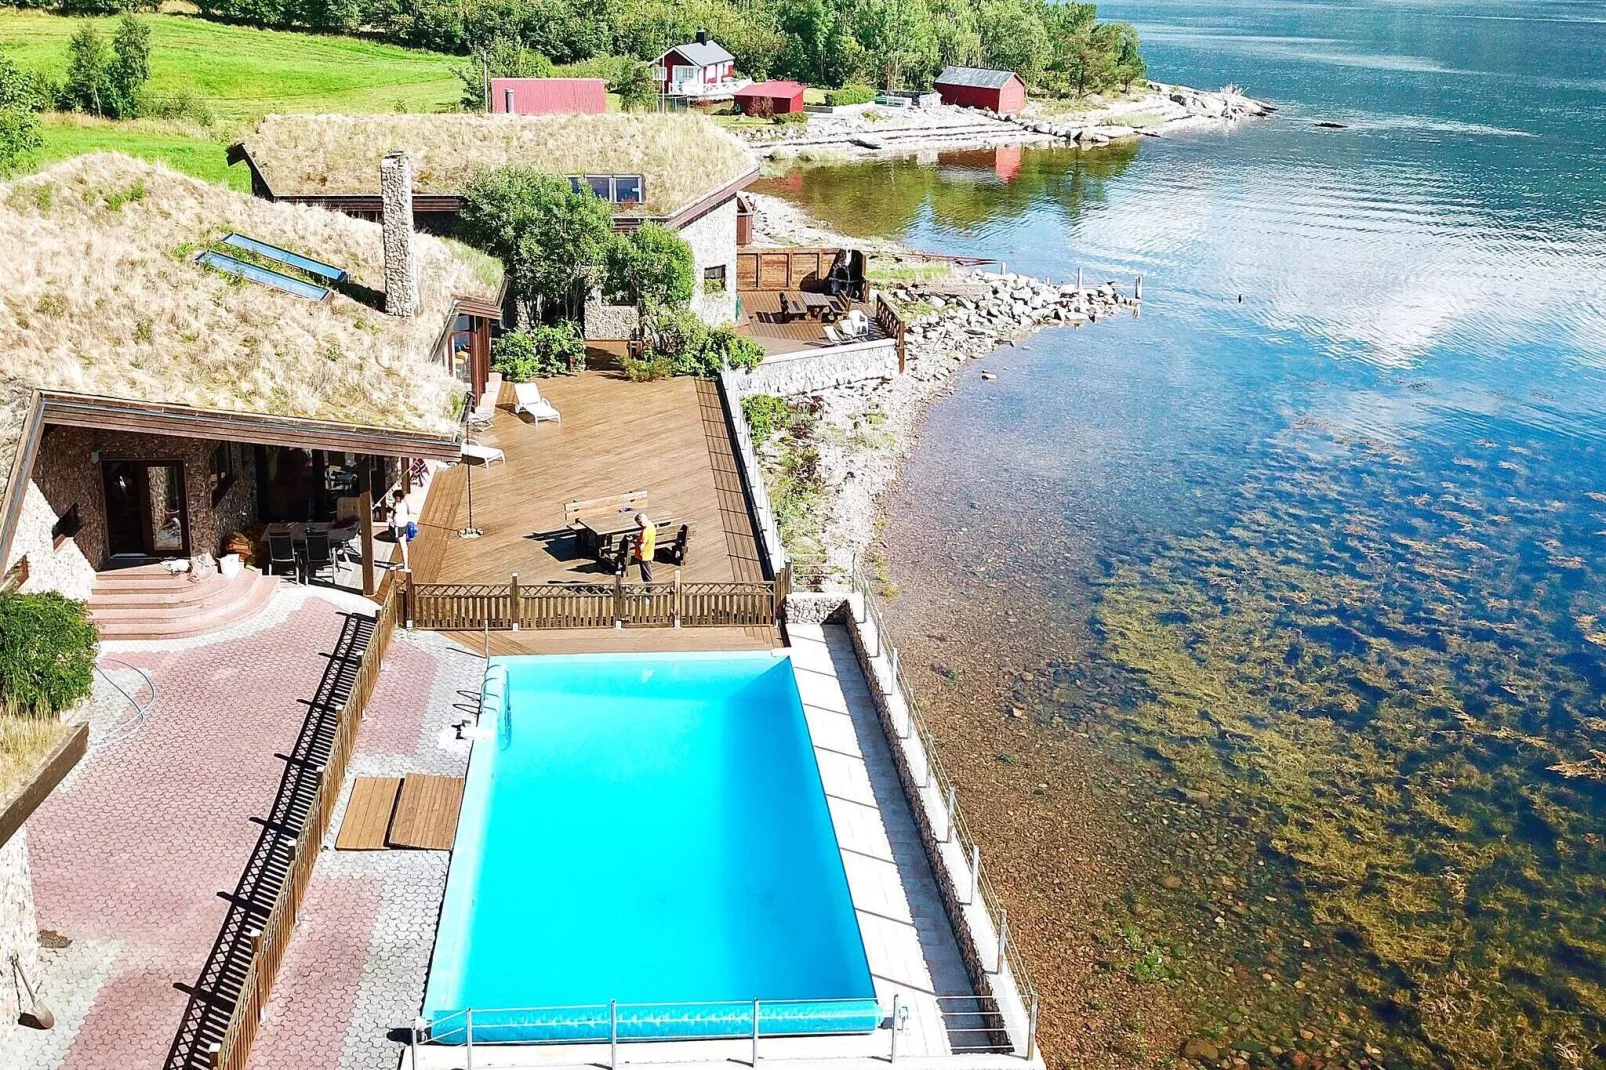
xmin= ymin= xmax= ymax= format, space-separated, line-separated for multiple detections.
xmin=27 ymin=599 xmax=366 ymax=1070
xmin=245 ymin=874 xmax=385 ymax=1070
xmin=355 ymin=639 xmax=435 ymax=754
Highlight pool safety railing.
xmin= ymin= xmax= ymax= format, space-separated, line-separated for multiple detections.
xmin=414 ymin=991 xmax=1020 ymax=1067
xmin=844 ymin=566 xmax=1041 ymax=1063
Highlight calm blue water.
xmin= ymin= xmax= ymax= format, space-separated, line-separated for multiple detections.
xmin=755 ymin=1 xmax=1606 ymax=1063
xmin=423 ymin=653 xmax=877 ymax=1044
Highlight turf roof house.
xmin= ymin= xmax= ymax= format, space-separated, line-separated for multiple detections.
xmin=0 ymin=153 xmax=501 ymax=597
xmin=229 ymin=113 xmax=759 ymax=331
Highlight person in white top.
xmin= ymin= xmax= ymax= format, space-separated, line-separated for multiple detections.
xmin=389 ymin=488 xmax=415 ymax=571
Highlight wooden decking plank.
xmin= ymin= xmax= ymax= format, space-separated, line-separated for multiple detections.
xmin=335 ymin=776 xmax=402 ymax=851
xmin=388 ymin=774 xmax=464 ymax=851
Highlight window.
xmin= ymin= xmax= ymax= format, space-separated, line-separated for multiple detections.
xmin=568 ymin=175 xmax=647 ymax=205
xmin=703 ymin=264 xmax=727 ymax=293
xmin=209 ymin=442 xmax=238 ymax=505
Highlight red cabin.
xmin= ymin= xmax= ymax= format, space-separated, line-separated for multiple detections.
xmin=933 ymin=66 xmax=1027 ymax=116
xmin=490 ymin=78 xmax=608 ymax=115
xmin=734 ymin=80 xmax=806 ymax=116
xmin=654 ymin=32 xmax=738 ymax=98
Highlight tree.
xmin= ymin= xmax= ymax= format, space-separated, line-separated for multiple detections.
xmin=459 ymin=166 xmax=616 ymax=326
xmin=603 ymin=223 xmax=694 ymax=309
xmin=110 ymin=15 xmax=152 ymax=116
xmin=853 ymin=0 xmax=938 ymax=89
xmin=59 ymin=17 xmax=152 ymax=119
xmin=0 ymin=107 xmax=41 ymax=178
xmin=454 ymin=34 xmax=552 ymax=111
xmin=609 ymin=58 xmax=658 ymax=113
xmin=978 ymin=0 xmax=1049 ymax=87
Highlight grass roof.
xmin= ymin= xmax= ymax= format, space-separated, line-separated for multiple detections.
xmin=240 ymin=113 xmax=756 ymax=217
xmin=0 ymin=153 xmax=501 ymax=506
xmin=0 ymin=714 xmax=73 ymax=812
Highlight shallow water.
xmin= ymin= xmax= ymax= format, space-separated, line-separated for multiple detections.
xmin=753 ymin=1 xmax=1606 ymax=1065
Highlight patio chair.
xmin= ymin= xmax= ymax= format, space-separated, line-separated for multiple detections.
xmin=466 ymin=388 xmax=498 ymax=428
xmin=845 ymin=309 xmax=870 ymax=337
xmin=266 ymin=532 xmax=297 ymax=579
xmin=461 ymin=441 xmax=506 ymax=465
xmin=513 ymin=381 xmax=561 ymax=423
xmin=302 ymin=531 xmax=335 ymax=585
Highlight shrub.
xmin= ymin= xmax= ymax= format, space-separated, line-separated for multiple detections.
xmin=492 ymin=323 xmax=585 ymax=380
xmin=136 ymin=86 xmax=216 ymax=126
xmin=706 ymin=325 xmax=765 ymax=371
xmin=742 ymin=95 xmax=774 ymax=119
xmin=0 ymin=592 xmax=97 ymax=716
xmin=603 ymin=223 xmax=694 ymax=309
xmin=771 ymin=110 xmax=808 ymax=126
xmin=824 ymin=84 xmax=875 ymax=107
xmin=622 ymin=352 xmax=673 ymax=381
xmin=645 ymin=307 xmax=710 ymax=375
xmin=741 ymin=393 xmax=791 ymax=439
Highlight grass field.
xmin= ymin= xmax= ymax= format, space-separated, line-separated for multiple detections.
xmin=0 ymin=10 xmax=466 ymax=184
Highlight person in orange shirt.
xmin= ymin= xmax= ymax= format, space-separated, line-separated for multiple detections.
xmin=634 ymin=512 xmax=656 ymax=582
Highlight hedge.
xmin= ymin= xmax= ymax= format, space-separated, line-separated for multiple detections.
xmin=824 ymin=84 xmax=875 ymax=107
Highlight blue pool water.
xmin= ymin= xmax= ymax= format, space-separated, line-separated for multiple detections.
xmin=422 ymin=652 xmax=879 ymax=1045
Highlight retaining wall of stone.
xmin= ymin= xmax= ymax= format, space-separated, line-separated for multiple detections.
xmin=727 ymin=341 xmax=898 ymax=397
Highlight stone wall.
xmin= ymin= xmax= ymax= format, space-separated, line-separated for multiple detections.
xmin=725 ymin=340 xmax=899 ymax=397
xmin=0 ymin=831 xmax=39 ymax=1027
xmin=683 ymin=198 xmax=738 ymax=327
xmin=3 ymin=482 xmax=95 ymax=601
xmin=30 ymin=427 xmax=258 ymax=568
xmin=583 ymin=298 xmax=640 ymax=341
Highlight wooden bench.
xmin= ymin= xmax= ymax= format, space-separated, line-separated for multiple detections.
xmin=779 ymin=292 xmax=806 ymax=321
xmin=564 ymin=490 xmax=647 ymax=530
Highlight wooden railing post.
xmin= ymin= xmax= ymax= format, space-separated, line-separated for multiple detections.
xmin=509 ymin=572 xmax=520 ymax=631
xmin=674 ymin=568 xmax=682 ymax=628
xmin=359 ymin=490 xmax=376 ymax=597
xmin=614 ymin=572 xmax=624 ymax=628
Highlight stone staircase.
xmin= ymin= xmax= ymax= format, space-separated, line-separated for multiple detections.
xmin=89 ymin=563 xmax=280 ymax=640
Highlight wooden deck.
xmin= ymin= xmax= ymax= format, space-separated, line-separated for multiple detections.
xmin=402 ymin=354 xmax=778 ymax=650
xmin=387 ymin=775 xmax=464 ymax=851
xmin=334 ymin=776 xmax=400 ymax=851
xmin=411 ymin=359 xmax=763 ymax=588
xmin=739 ymin=291 xmax=887 ymax=355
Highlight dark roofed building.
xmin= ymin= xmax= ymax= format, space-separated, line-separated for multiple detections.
xmin=933 ymin=66 xmax=1027 ymax=115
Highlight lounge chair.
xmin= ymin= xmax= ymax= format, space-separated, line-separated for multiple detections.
xmin=461 ymin=441 xmax=506 ymax=465
xmin=513 ymin=381 xmax=561 ymax=423
xmin=822 ymin=325 xmax=843 ymax=345
xmin=466 ymin=388 xmax=498 ymax=428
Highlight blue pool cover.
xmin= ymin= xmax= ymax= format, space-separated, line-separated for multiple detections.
xmin=422 ymin=652 xmax=881 ymax=1045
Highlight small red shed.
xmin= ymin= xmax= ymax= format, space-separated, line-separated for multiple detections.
xmin=490 ymin=78 xmax=608 ymax=115
xmin=734 ymin=80 xmax=806 ymax=116
xmin=933 ymin=66 xmax=1027 ymax=116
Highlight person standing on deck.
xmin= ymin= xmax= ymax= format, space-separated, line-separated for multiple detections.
xmin=390 ymin=488 xmax=416 ymax=572
xmin=634 ymin=512 xmax=656 ymax=583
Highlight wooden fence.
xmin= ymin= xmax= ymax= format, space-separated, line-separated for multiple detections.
xmin=404 ymin=572 xmax=785 ymax=631
xmin=873 ymin=293 xmax=909 ymax=373
xmin=208 ymin=585 xmax=400 ymax=1070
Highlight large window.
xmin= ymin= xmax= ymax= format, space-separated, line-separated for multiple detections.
xmin=569 ymin=175 xmax=647 ymax=206
xmin=209 ymin=442 xmax=238 ymax=505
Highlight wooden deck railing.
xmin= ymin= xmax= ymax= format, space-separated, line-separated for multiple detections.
xmin=403 ymin=572 xmax=785 ymax=631
xmin=207 ymin=585 xmax=401 ymax=1070
xmin=873 ymin=293 xmax=909 ymax=373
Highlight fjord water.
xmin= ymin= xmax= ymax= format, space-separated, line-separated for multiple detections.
xmin=756 ymin=1 xmax=1606 ymax=1065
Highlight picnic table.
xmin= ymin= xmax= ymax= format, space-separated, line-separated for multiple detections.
xmin=800 ymin=291 xmax=835 ymax=319
xmin=576 ymin=509 xmax=680 ymax=561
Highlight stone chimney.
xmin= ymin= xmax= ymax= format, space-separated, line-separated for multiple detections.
xmin=380 ymin=149 xmax=419 ymax=318
xmin=504 ymin=87 xmax=517 ymax=114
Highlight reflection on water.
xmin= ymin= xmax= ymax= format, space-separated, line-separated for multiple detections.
xmin=759 ymin=0 xmax=1606 ymax=1064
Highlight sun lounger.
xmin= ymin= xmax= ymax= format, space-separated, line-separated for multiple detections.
xmin=461 ymin=441 xmax=505 ymax=465
xmin=513 ymin=381 xmax=561 ymax=423
xmin=823 ymin=325 xmax=842 ymax=345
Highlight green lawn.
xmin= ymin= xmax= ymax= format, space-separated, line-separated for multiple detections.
xmin=0 ymin=9 xmax=467 ymax=184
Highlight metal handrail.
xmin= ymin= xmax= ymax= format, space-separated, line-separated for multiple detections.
xmin=848 ymin=565 xmax=1041 ymax=1042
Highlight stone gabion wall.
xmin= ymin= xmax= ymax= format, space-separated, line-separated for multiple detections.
xmin=4 ymin=481 xmax=95 ymax=601
xmin=727 ymin=344 xmax=899 ymax=397
xmin=30 ymin=427 xmax=257 ymax=568
xmin=583 ymin=299 xmax=640 ymax=341
xmin=683 ymin=198 xmax=738 ymax=327
xmin=0 ymin=831 xmax=40 ymax=1026
xmin=783 ymin=591 xmax=850 ymax=626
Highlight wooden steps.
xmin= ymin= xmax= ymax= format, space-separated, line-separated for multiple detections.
xmin=335 ymin=773 xmax=464 ymax=851
xmin=88 ymin=564 xmax=279 ymax=640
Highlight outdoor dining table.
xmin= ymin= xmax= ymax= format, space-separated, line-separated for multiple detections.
xmin=576 ymin=509 xmax=646 ymax=558
xmin=266 ymin=520 xmax=361 ymax=546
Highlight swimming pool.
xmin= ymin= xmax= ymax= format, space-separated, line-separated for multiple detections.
xmin=422 ymin=651 xmax=880 ymax=1045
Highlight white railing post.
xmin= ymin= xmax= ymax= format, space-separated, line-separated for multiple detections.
xmin=943 ymin=786 xmax=956 ymax=843
xmin=465 ymin=1008 xmax=474 ymax=1070
xmin=889 ymin=993 xmax=901 ymax=1063
xmin=751 ymin=999 xmax=761 ymax=1067
xmin=411 ymin=1016 xmax=426 ymax=1069
xmin=883 ymin=647 xmax=896 ymax=697
xmin=1025 ymin=995 xmax=1039 ymax=1061
xmin=967 ymin=844 xmax=980 ymax=905
xmin=610 ymin=999 xmax=618 ymax=1069
xmin=995 ymin=909 xmax=1008 ymax=974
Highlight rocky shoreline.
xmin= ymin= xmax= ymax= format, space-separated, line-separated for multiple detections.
xmin=744 ymin=196 xmax=1141 ymax=580
xmin=736 ymin=80 xmax=1272 ymax=161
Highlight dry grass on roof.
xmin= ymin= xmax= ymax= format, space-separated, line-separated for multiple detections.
xmin=242 ymin=112 xmax=755 ymax=216
xmin=0 ymin=713 xmax=72 ymax=808
xmin=0 ymin=154 xmax=498 ymax=464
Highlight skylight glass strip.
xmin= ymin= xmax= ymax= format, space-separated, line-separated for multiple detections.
xmin=221 ymin=233 xmax=350 ymax=283
xmin=198 ymin=251 xmax=331 ymax=301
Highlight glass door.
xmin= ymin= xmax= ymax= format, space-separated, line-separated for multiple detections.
xmin=102 ymin=460 xmax=189 ymax=559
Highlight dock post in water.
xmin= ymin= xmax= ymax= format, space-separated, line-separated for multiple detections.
xmin=1136 ymin=274 xmax=1144 ymax=301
